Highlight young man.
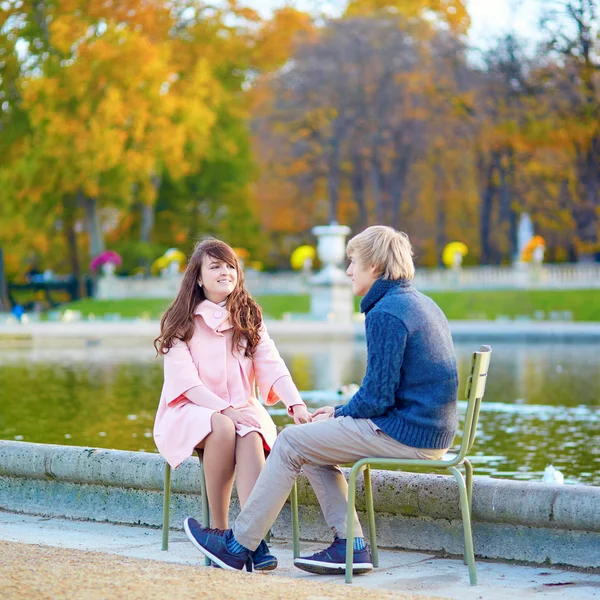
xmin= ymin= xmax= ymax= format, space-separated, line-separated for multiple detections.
xmin=183 ymin=225 xmax=459 ymax=575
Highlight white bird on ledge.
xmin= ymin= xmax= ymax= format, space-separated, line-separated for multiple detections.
xmin=542 ymin=464 xmax=565 ymax=484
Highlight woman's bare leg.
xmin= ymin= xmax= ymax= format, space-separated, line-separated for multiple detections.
xmin=196 ymin=412 xmax=236 ymax=529
xmin=235 ymin=432 xmax=266 ymax=507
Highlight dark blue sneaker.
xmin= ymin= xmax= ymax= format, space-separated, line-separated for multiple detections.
xmin=183 ymin=518 xmax=251 ymax=571
xmin=251 ymin=539 xmax=278 ymax=571
xmin=293 ymin=536 xmax=373 ymax=575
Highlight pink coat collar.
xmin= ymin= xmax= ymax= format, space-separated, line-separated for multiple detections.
xmin=194 ymin=300 xmax=232 ymax=331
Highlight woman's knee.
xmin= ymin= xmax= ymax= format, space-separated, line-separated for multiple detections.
xmin=237 ymin=431 xmax=263 ymax=447
xmin=208 ymin=412 xmax=236 ymax=443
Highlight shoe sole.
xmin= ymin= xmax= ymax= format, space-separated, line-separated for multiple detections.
xmin=294 ymin=558 xmax=373 ymax=576
xmin=254 ymin=559 xmax=278 ymax=571
xmin=183 ymin=518 xmax=242 ymax=572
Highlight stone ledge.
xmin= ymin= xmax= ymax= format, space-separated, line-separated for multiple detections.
xmin=2 ymin=320 xmax=600 ymax=346
xmin=0 ymin=440 xmax=598 ymax=568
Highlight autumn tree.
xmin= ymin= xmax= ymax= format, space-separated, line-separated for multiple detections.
xmin=535 ymin=0 xmax=600 ymax=259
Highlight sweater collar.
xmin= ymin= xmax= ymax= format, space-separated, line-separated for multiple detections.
xmin=360 ymin=277 xmax=412 ymax=314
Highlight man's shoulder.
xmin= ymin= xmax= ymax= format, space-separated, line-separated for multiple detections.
xmin=367 ymin=295 xmax=409 ymax=333
xmin=373 ymin=287 xmax=422 ymax=314
xmin=372 ymin=287 xmax=448 ymax=328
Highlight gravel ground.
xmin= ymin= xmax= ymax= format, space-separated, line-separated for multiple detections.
xmin=1 ymin=540 xmax=441 ymax=600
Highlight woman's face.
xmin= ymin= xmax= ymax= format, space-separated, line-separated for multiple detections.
xmin=198 ymin=255 xmax=238 ymax=304
xmin=346 ymin=253 xmax=378 ymax=296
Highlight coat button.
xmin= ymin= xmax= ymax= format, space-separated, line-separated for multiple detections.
xmin=214 ymin=311 xmax=223 ymax=318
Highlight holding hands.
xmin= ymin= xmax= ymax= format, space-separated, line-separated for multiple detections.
xmin=223 ymin=404 xmax=313 ymax=430
xmin=291 ymin=404 xmax=312 ymax=425
xmin=311 ymin=406 xmax=335 ymax=422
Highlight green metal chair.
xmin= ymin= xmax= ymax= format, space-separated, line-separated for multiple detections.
xmin=291 ymin=344 xmax=492 ymax=585
xmin=162 ymin=450 xmax=301 ymax=562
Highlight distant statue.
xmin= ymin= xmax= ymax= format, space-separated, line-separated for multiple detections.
xmin=516 ymin=213 xmax=534 ymax=264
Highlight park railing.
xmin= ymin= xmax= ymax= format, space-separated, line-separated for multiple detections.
xmin=94 ymin=263 xmax=600 ymax=300
xmin=413 ymin=263 xmax=600 ymax=291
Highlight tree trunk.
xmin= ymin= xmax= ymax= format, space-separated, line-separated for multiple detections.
xmin=0 ymin=248 xmax=9 ymax=311
xmin=479 ymin=152 xmax=497 ymax=264
xmin=327 ymin=134 xmax=342 ymax=223
xmin=507 ymin=150 xmax=518 ymax=259
xmin=575 ymin=142 xmax=600 ymax=259
xmin=81 ymin=192 xmax=105 ymax=259
xmin=140 ymin=204 xmax=155 ymax=244
xmin=140 ymin=173 xmax=161 ymax=243
xmin=434 ymin=157 xmax=446 ymax=266
xmin=62 ymin=194 xmax=83 ymax=298
xmin=389 ymin=133 xmax=411 ymax=228
xmin=369 ymin=146 xmax=385 ymax=223
xmin=498 ymin=148 xmax=518 ymax=261
xmin=349 ymin=152 xmax=368 ymax=227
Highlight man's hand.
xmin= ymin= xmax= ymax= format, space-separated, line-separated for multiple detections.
xmin=222 ymin=407 xmax=261 ymax=430
xmin=312 ymin=406 xmax=335 ymax=422
xmin=291 ymin=404 xmax=312 ymax=425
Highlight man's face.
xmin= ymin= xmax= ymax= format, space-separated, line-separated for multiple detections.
xmin=346 ymin=253 xmax=378 ymax=296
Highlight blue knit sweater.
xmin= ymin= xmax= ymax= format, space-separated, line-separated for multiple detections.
xmin=334 ymin=277 xmax=458 ymax=449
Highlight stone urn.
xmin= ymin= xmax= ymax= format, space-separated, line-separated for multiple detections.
xmin=310 ymin=223 xmax=353 ymax=321
xmin=311 ymin=223 xmax=352 ymax=285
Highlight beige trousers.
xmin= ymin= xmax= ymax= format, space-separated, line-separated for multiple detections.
xmin=232 ymin=416 xmax=447 ymax=550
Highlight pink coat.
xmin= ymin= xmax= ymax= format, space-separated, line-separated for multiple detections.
xmin=154 ymin=300 xmax=300 ymax=468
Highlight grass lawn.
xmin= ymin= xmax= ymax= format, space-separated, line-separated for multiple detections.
xmin=54 ymin=288 xmax=600 ymax=321
xmin=54 ymin=295 xmax=310 ymax=321
xmin=426 ymin=289 xmax=600 ymax=321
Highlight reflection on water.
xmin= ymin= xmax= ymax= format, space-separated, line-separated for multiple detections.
xmin=0 ymin=342 xmax=598 ymax=485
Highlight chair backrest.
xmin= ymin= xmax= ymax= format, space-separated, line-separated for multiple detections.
xmin=457 ymin=345 xmax=492 ymax=460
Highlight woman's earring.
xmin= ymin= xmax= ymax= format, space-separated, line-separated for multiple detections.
xmin=197 ymin=281 xmax=203 ymax=288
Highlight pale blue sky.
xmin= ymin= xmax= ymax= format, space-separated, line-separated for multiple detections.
xmin=244 ymin=0 xmax=543 ymax=47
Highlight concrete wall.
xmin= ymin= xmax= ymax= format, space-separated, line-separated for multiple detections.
xmin=1 ymin=440 xmax=598 ymax=568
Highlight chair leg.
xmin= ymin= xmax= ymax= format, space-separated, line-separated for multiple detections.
xmin=363 ymin=465 xmax=379 ymax=568
xmin=463 ymin=459 xmax=473 ymax=566
xmin=198 ymin=452 xmax=211 ymax=567
xmin=345 ymin=465 xmax=361 ymax=584
xmin=449 ymin=467 xmax=477 ymax=586
xmin=464 ymin=458 xmax=473 ymax=515
xmin=291 ymin=480 xmax=300 ymax=559
xmin=162 ymin=462 xmax=171 ymax=551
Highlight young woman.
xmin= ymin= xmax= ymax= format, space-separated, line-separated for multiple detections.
xmin=153 ymin=239 xmax=311 ymax=570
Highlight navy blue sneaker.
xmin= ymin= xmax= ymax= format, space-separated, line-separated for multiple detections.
xmin=251 ymin=539 xmax=278 ymax=571
xmin=183 ymin=518 xmax=251 ymax=571
xmin=293 ymin=536 xmax=373 ymax=575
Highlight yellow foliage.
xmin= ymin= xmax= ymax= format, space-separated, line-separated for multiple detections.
xmin=345 ymin=0 xmax=470 ymax=33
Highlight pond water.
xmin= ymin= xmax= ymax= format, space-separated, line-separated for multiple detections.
xmin=0 ymin=342 xmax=598 ymax=485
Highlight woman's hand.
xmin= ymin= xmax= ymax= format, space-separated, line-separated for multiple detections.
xmin=222 ymin=407 xmax=261 ymax=430
xmin=291 ymin=404 xmax=312 ymax=425
xmin=312 ymin=406 xmax=335 ymax=422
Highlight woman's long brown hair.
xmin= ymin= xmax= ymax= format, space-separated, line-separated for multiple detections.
xmin=154 ymin=239 xmax=263 ymax=358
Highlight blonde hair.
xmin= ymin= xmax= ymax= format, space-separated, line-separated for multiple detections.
xmin=347 ymin=226 xmax=415 ymax=281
